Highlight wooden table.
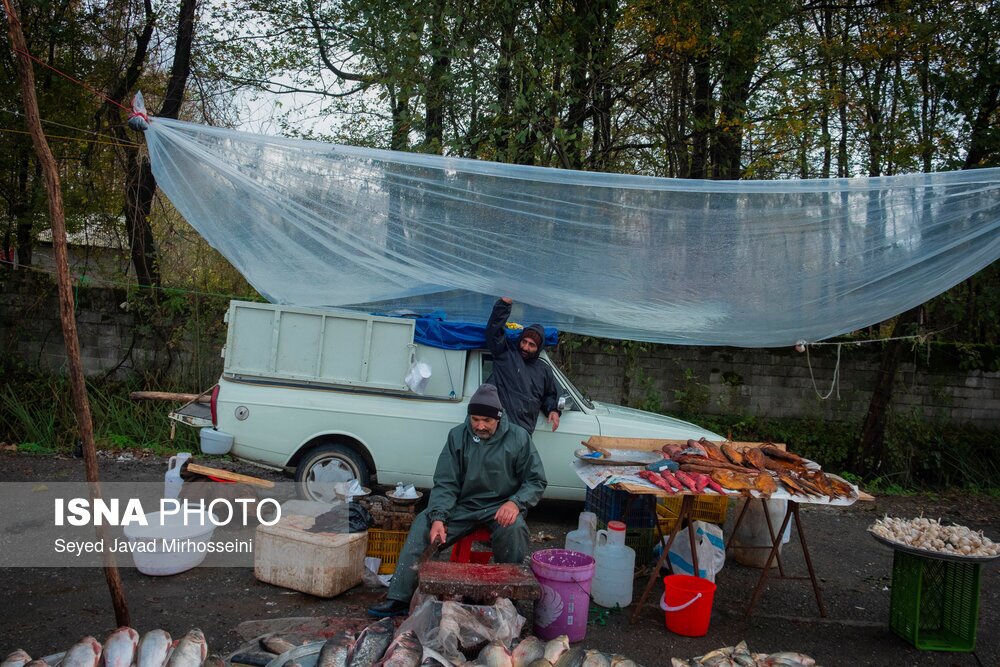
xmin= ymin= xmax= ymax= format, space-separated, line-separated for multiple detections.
xmin=417 ymin=561 xmax=541 ymax=603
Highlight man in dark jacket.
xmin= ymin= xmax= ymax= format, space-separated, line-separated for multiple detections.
xmin=485 ymin=296 xmax=561 ymax=434
xmin=367 ymin=384 xmax=547 ymax=618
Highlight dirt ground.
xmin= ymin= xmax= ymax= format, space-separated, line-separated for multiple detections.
xmin=0 ymin=451 xmax=997 ymax=667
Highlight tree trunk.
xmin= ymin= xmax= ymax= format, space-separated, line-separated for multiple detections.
xmin=688 ymin=56 xmax=711 ymax=179
xmin=564 ymin=0 xmax=594 ymax=170
xmin=855 ymin=306 xmax=921 ymax=477
xmin=3 ymin=0 xmax=130 ymax=627
xmin=423 ymin=0 xmax=449 ymax=154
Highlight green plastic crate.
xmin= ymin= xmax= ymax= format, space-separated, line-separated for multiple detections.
xmin=889 ymin=551 xmax=981 ymax=652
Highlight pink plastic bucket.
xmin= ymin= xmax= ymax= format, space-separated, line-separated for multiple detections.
xmin=530 ymin=549 xmax=596 ymax=642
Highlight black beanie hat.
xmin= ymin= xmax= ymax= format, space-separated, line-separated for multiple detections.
xmin=468 ymin=383 xmax=503 ymax=420
xmin=522 ymin=324 xmax=545 ymax=348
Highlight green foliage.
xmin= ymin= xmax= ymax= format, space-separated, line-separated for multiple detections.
xmin=672 ymin=369 xmax=711 ymax=417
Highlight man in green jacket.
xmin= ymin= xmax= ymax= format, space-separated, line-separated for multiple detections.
xmin=368 ymin=383 xmax=547 ymax=618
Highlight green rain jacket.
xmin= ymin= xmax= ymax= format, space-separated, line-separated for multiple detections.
xmin=425 ymin=414 xmax=547 ymax=525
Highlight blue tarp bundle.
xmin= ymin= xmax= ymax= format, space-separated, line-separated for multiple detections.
xmin=389 ymin=310 xmax=559 ymax=350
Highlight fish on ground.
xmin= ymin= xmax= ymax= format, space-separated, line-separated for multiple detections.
xmin=100 ymin=628 xmax=139 ymax=667
xmin=317 ymin=632 xmax=356 ymax=667
xmin=347 ymin=619 xmax=394 ymax=667
xmin=137 ymin=630 xmax=172 ymax=667
xmin=2 ymin=651 xmax=32 ymax=667
xmin=61 ymin=638 xmax=102 ymax=667
xmin=166 ymin=630 xmax=207 ymax=667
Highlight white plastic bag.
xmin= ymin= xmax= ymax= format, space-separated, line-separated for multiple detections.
xmin=404 ymin=361 xmax=432 ymax=394
xmin=666 ymin=520 xmax=726 ymax=582
xmin=397 ymin=597 xmax=524 ymax=664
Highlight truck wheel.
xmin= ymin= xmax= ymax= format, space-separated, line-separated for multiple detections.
xmin=295 ymin=443 xmax=371 ymax=503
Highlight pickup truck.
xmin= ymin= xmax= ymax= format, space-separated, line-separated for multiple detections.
xmin=171 ymin=301 xmax=720 ymax=501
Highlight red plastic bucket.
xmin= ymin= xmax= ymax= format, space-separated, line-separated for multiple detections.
xmin=660 ymin=574 xmax=716 ymax=637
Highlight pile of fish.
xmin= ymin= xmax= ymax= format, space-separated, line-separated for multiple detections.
xmin=869 ymin=515 xmax=999 ymax=558
xmin=483 ymin=634 xmax=639 ymax=667
xmin=643 ymin=439 xmax=854 ymax=501
xmin=2 ymin=628 xmax=218 ymax=667
xmin=670 ymin=642 xmax=818 ymax=667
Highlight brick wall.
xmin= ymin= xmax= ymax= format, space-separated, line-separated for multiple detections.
xmin=0 ymin=271 xmax=225 ymax=387
xmin=553 ymin=338 xmax=1000 ymax=428
xmin=3 ymin=270 xmax=999 ymax=427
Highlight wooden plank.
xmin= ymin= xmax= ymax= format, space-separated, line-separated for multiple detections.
xmin=585 ymin=435 xmax=786 ymax=452
xmin=130 ymin=391 xmax=209 ymax=403
xmin=185 ymin=463 xmax=275 ymax=488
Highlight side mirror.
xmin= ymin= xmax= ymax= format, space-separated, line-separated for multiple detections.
xmin=558 ymin=395 xmax=574 ymax=412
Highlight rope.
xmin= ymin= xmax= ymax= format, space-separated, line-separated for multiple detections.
xmin=10 ymin=47 xmax=130 ymax=112
xmin=0 ymin=127 xmax=138 ymax=149
xmin=805 ymin=342 xmax=841 ymax=400
xmin=0 ymin=108 xmax=140 ymax=146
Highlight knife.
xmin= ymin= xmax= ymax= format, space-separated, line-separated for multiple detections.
xmin=413 ymin=537 xmax=443 ymax=571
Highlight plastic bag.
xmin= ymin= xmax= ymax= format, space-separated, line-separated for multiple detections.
xmin=666 ymin=520 xmax=725 ymax=582
xmin=404 ymin=360 xmax=432 ymax=394
xmin=397 ymin=597 xmax=524 ymax=664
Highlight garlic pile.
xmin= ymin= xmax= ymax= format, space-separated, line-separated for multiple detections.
xmin=870 ymin=516 xmax=999 ymax=558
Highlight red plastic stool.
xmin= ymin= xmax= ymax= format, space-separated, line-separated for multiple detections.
xmin=450 ymin=528 xmax=493 ymax=564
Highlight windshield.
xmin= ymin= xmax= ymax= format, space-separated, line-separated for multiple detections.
xmin=544 ymin=356 xmax=595 ymax=410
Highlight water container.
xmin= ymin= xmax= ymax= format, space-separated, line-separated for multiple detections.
xmin=565 ymin=511 xmax=597 ymax=556
xmin=530 ymin=549 xmax=596 ymax=642
xmin=731 ymin=498 xmax=791 ymax=568
xmin=591 ymin=520 xmax=635 ymax=608
xmin=164 ymin=452 xmax=191 ymax=499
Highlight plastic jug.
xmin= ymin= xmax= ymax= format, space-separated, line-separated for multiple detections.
xmin=565 ymin=511 xmax=597 ymax=556
xmin=164 ymin=452 xmax=192 ymax=499
xmin=591 ymin=520 xmax=636 ymax=608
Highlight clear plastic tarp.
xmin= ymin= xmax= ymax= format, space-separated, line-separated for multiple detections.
xmin=143 ymin=117 xmax=1000 ymax=347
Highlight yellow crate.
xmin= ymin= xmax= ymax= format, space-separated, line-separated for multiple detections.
xmin=656 ymin=495 xmax=729 ymax=534
xmin=366 ymin=528 xmax=408 ymax=574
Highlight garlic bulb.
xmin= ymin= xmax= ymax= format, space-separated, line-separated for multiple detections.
xmin=869 ymin=516 xmax=999 ymax=558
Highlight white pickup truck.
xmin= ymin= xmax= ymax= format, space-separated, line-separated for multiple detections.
xmin=172 ymin=301 xmax=720 ymax=501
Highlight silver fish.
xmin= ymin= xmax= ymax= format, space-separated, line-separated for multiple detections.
xmin=376 ymin=631 xmax=421 ymax=667
xmin=62 ymin=638 xmax=103 ymax=667
xmin=761 ymin=655 xmax=816 ymax=667
xmin=348 ymin=619 xmax=394 ymax=667
xmin=581 ymin=652 xmax=610 ymax=667
xmin=476 ymin=642 xmax=513 ymax=667
xmin=418 ymin=647 xmax=452 ymax=667
xmin=261 ymin=637 xmax=298 ymax=655
xmin=542 ymin=637 xmax=569 ymax=664
xmin=511 ymin=637 xmax=544 ymax=667
xmin=553 ymin=647 xmax=585 ymax=667
xmin=23 ymin=661 xmax=48 ymax=667
xmin=166 ymin=630 xmax=207 ymax=667
xmin=2 ymin=651 xmax=32 ymax=667
xmin=137 ymin=630 xmax=172 ymax=667
xmin=101 ymin=628 xmax=138 ymax=667
xmin=526 ymin=661 xmax=553 ymax=667
xmin=318 ymin=631 xmax=356 ymax=667
xmin=607 ymin=658 xmax=636 ymax=667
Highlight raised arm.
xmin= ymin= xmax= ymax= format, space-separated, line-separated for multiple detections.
xmin=485 ymin=297 xmax=513 ymax=357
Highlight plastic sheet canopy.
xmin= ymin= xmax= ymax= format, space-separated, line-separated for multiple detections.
xmin=144 ymin=117 xmax=1000 ymax=347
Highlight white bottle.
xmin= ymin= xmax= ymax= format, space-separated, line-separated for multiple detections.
xmin=164 ymin=452 xmax=192 ymax=499
xmin=565 ymin=511 xmax=598 ymax=556
xmin=591 ymin=520 xmax=635 ymax=608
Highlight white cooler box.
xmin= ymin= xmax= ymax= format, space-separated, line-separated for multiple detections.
xmin=255 ymin=516 xmax=368 ymax=597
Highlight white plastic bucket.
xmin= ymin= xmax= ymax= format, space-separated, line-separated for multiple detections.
xmin=122 ymin=511 xmax=217 ymax=576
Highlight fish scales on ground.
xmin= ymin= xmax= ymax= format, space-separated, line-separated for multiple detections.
xmin=348 ymin=619 xmax=394 ymax=667
xmin=318 ymin=631 xmax=357 ymax=667
xmin=2 ymin=651 xmax=32 ymax=667
xmin=375 ymin=631 xmax=421 ymax=667
xmin=166 ymin=630 xmax=207 ymax=667
xmin=510 ymin=637 xmax=544 ymax=667
xmin=62 ymin=638 xmax=102 ymax=667
xmin=100 ymin=628 xmax=139 ymax=667
xmin=137 ymin=630 xmax=172 ymax=667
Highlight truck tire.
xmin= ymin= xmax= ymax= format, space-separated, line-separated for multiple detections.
xmin=294 ymin=443 xmax=371 ymax=502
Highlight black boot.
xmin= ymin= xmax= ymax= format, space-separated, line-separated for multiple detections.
xmin=367 ymin=598 xmax=409 ymax=618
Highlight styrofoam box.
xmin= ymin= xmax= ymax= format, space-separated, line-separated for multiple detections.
xmin=255 ymin=516 xmax=368 ymax=597
xmin=200 ymin=428 xmax=234 ymax=455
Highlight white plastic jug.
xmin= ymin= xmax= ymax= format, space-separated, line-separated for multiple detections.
xmin=565 ymin=511 xmax=598 ymax=556
xmin=164 ymin=452 xmax=192 ymax=500
xmin=591 ymin=520 xmax=635 ymax=608
xmin=731 ymin=498 xmax=791 ymax=568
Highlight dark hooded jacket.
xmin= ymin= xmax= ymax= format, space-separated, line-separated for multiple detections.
xmin=484 ymin=299 xmax=560 ymax=434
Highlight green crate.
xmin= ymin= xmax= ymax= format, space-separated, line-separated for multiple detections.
xmin=889 ymin=551 xmax=981 ymax=652
xmin=597 ymin=520 xmax=658 ymax=568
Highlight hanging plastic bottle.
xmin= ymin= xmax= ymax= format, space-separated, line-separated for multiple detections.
xmin=164 ymin=452 xmax=192 ymax=499
xmin=591 ymin=520 xmax=636 ymax=608
xmin=565 ymin=511 xmax=598 ymax=556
